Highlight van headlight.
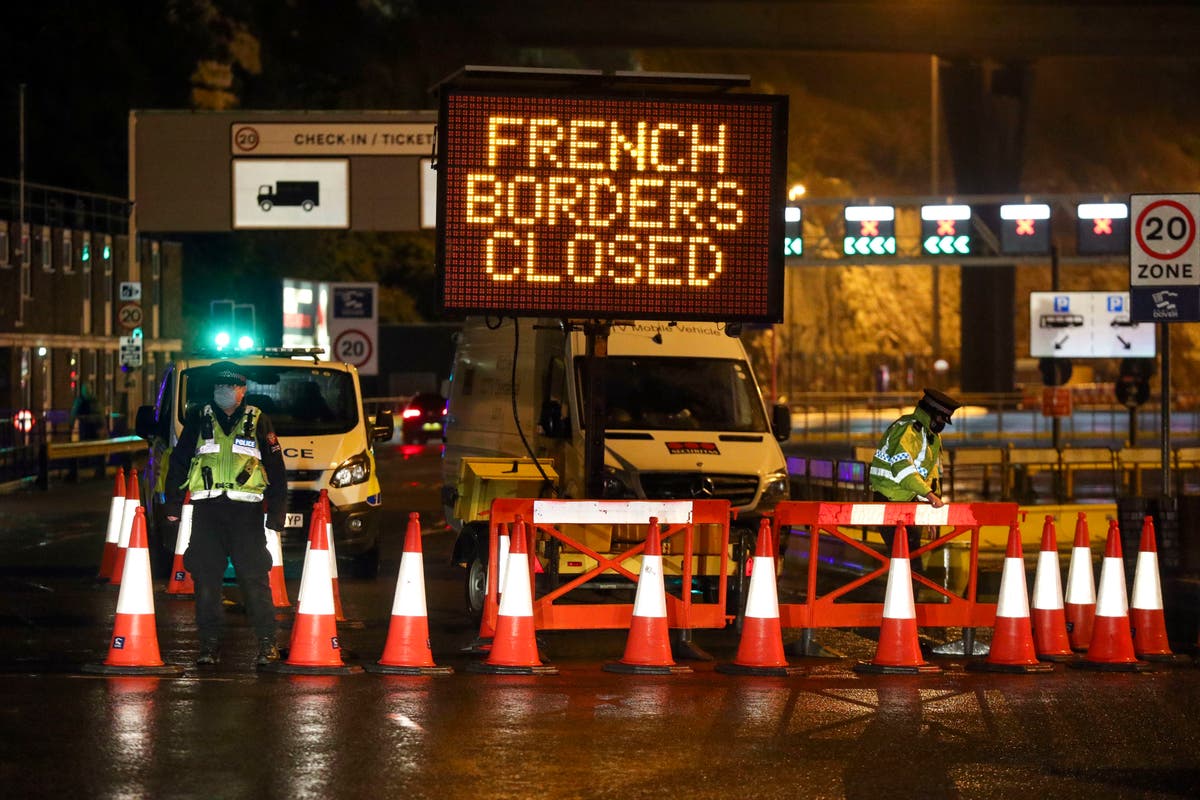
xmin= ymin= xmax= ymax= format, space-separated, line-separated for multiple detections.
xmin=756 ymin=470 xmax=791 ymax=513
xmin=330 ymin=452 xmax=371 ymax=488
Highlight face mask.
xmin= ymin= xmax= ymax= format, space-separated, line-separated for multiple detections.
xmin=928 ymin=417 xmax=947 ymax=434
xmin=214 ymin=387 xmax=239 ymax=412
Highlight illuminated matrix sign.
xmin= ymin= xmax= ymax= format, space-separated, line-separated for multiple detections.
xmin=437 ymin=90 xmax=788 ymax=322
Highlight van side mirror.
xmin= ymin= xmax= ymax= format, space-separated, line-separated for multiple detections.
xmin=538 ymin=399 xmax=570 ymax=439
xmin=771 ymin=403 xmax=792 ymax=442
xmin=135 ymin=405 xmax=158 ymax=440
xmin=372 ymin=409 xmax=395 ymax=442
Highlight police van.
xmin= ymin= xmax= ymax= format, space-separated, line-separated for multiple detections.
xmin=443 ymin=318 xmax=792 ymax=618
xmin=135 ymin=348 xmax=394 ymax=577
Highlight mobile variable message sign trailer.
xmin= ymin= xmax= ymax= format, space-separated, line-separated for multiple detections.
xmin=435 ymin=69 xmax=789 ymax=323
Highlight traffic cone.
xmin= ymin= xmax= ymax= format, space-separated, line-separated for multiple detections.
xmin=110 ymin=470 xmax=142 ymax=586
xmin=855 ymin=523 xmax=942 ymax=674
xmin=462 ymin=522 xmax=510 ymax=654
xmin=717 ymin=518 xmax=803 ymax=676
xmin=83 ymin=507 xmax=184 ymax=676
xmin=260 ymin=499 xmax=362 ymax=675
xmin=264 ymin=516 xmax=290 ymax=608
xmin=318 ymin=490 xmax=347 ymax=622
xmin=1130 ymin=516 xmax=1189 ymax=663
xmin=605 ymin=517 xmax=691 ymax=675
xmin=365 ymin=512 xmax=453 ymax=675
xmin=98 ymin=467 xmax=125 ymax=582
xmin=1064 ymin=512 xmax=1096 ymax=651
xmin=969 ymin=523 xmax=1053 ymax=673
xmin=468 ymin=516 xmax=557 ymax=675
xmin=1030 ymin=515 xmax=1075 ymax=662
xmin=164 ymin=492 xmax=195 ymax=597
xmin=1070 ymin=520 xmax=1151 ymax=672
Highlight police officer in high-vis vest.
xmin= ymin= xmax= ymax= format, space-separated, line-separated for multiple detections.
xmin=165 ymin=361 xmax=287 ymax=667
xmin=869 ymin=388 xmax=961 ymax=570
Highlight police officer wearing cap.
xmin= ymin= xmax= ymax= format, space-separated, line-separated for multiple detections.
xmin=164 ymin=361 xmax=287 ymax=667
xmin=869 ymin=388 xmax=961 ymax=567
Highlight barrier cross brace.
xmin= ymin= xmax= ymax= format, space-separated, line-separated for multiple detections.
xmin=485 ymin=498 xmax=733 ymax=631
xmin=771 ymin=501 xmax=1017 ymax=630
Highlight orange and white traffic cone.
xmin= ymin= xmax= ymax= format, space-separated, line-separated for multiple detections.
xmin=98 ymin=467 xmax=125 ymax=582
xmin=261 ymin=500 xmax=362 ymax=675
xmin=718 ymin=518 xmax=803 ymax=676
xmin=164 ymin=492 xmax=195 ymax=597
xmin=318 ymin=490 xmax=348 ymax=623
xmin=264 ymin=516 xmax=290 ymax=609
xmin=855 ymin=523 xmax=942 ymax=674
xmin=462 ymin=522 xmax=510 ymax=654
xmin=1070 ymin=520 xmax=1151 ymax=672
xmin=365 ymin=512 xmax=453 ymax=675
xmin=1130 ymin=516 xmax=1189 ymax=663
xmin=969 ymin=523 xmax=1053 ymax=673
xmin=1030 ymin=515 xmax=1075 ymax=662
xmin=1064 ymin=512 xmax=1096 ymax=651
xmin=468 ymin=516 xmax=557 ymax=675
xmin=605 ymin=517 xmax=691 ymax=675
xmin=109 ymin=470 xmax=142 ymax=587
xmin=83 ymin=507 xmax=184 ymax=676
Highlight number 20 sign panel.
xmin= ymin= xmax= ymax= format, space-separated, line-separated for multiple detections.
xmin=436 ymin=88 xmax=788 ymax=322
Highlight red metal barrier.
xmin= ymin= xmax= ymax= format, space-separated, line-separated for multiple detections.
xmin=485 ymin=499 xmax=733 ymax=632
xmin=772 ymin=501 xmax=1019 ymax=631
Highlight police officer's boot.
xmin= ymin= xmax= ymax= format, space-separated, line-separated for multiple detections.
xmin=196 ymin=638 xmax=221 ymax=666
xmin=256 ymin=637 xmax=280 ymax=666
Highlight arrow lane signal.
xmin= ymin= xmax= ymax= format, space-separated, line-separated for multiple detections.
xmin=924 ymin=235 xmax=972 ymax=255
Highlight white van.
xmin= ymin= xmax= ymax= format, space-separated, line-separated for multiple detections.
xmin=136 ymin=348 xmax=394 ymax=577
xmin=442 ymin=318 xmax=792 ymax=617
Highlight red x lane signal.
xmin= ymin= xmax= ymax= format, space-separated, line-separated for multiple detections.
xmin=1093 ymin=217 xmax=1113 ymax=235
xmin=936 ymin=219 xmax=956 ymax=235
xmin=860 ymin=219 xmax=879 ymax=236
xmin=1016 ymin=218 xmax=1037 ymax=236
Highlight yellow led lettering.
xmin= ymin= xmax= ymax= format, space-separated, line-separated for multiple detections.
xmin=527 ymin=118 xmax=563 ymax=167
xmin=609 ymin=120 xmax=649 ymax=171
xmin=505 ymin=175 xmax=542 ymax=226
xmin=628 ymin=178 xmax=665 ymax=229
xmin=465 ymin=174 xmax=502 ymax=224
xmin=669 ymin=180 xmax=704 ymax=230
xmin=646 ymin=235 xmax=683 ymax=286
xmin=688 ymin=236 xmax=723 ymax=286
xmin=586 ymin=177 xmax=620 ymax=227
xmin=484 ymin=232 xmax=521 ymax=280
xmin=486 ymin=117 xmax=523 ymax=167
xmin=546 ymin=176 xmax=583 ymax=225
xmin=609 ymin=234 xmax=642 ymax=284
xmin=649 ymin=123 xmax=686 ymax=172
xmin=566 ymin=233 xmax=601 ymax=283
xmin=710 ymin=181 xmax=744 ymax=231
xmin=690 ymin=124 xmax=727 ymax=174
xmin=568 ymin=120 xmax=607 ymax=170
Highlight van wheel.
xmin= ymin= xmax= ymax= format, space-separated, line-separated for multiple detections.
xmin=302 ymin=200 xmax=314 ymax=212
xmin=465 ymin=554 xmax=487 ymax=622
xmin=259 ymin=200 xmax=273 ymax=211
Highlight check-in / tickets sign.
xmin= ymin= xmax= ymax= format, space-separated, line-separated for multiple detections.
xmin=436 ymin=88 xmax=788 ymax=323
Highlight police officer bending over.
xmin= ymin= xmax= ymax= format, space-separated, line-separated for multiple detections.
xmin=868 ymin=388 xmax=960 ymax=571
xmin=164 ymin=361 xmax=287 ymax=667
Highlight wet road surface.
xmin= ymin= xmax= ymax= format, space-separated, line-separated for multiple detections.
xmin=1 ymin=445 xmax=1199 ymax=799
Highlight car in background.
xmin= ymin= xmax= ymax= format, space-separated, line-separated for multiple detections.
xmin=401 ymin=392 xmax=446 ymax=443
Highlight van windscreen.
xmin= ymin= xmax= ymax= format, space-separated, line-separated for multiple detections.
xmin=583 ymin=357 xmax=769 ymax=432
xmin=181 ymin=367 xmax=358 ymax=435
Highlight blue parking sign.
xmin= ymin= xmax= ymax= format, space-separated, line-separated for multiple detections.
xmin=1107 ymin=295 xmax=1124 ymax=313
xmin=1054 ymin=296 xmax=1070 ymax=312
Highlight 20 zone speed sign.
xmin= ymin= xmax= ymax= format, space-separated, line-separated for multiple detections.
xmin=1131 ymin=194 xmax=1200 ymax=286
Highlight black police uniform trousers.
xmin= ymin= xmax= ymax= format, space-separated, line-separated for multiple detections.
xmin=183 ymin=494 xmax=276 ymax=642
xmin=872 ymin=491 xmax=925 ymax=575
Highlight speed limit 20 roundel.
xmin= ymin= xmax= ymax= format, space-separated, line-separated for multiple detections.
xmin=1130 ymin=194 xmax=1200 ymax=286
xmin=333 ymin=328 xmax=373 ymax=368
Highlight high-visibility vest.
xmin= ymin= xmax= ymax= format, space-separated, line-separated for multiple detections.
xmin=869 ymin=409 xmax=941 ymax=501
xmin=185 ymin=404 xmax=268 ymax=502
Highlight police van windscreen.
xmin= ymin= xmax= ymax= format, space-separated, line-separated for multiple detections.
xmin=584 ymin=357 xmax=769 ymax=432
xmin=181 ymin=367 xmax=359 ymax=435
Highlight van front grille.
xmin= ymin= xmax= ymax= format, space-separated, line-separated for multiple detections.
xmin=638 ymin=473 xmax=759 ymax=508
xmin=287 ymin=489 xmax=321 ymax=514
